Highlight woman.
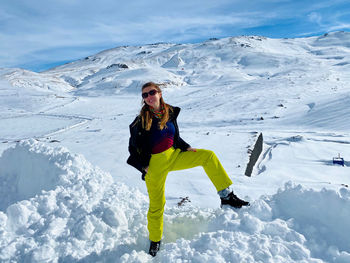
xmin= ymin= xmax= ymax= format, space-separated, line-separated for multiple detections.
xmin=127 ymin=82 xmax=249 ymax=257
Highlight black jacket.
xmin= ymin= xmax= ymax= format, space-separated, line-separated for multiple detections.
xmin=127 ymin=106 xmax=190 ymax=179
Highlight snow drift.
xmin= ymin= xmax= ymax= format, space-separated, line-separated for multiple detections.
xmin=0 ymin=140 xmax=149 ymax=262
xmin=0 ymin=140 xmax=349 ymax=262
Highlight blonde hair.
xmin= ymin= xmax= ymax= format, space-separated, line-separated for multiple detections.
xmin=140 ymin=82 xmax=173 ymax=131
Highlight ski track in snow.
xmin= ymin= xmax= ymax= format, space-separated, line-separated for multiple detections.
xmin=0 ymin=113 xmax=94 ymax=142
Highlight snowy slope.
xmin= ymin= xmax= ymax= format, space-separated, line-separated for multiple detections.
xmin=0 ymin=31 xmax=350 ymax=262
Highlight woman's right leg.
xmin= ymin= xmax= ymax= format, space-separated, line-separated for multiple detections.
xmin=145 ymin=149 xmax=175 ymax=242
xmin=145 ymin=168 xmax=167 ymax=242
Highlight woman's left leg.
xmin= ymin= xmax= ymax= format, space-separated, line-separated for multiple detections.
xmin=170 ymin=148 xmax=250 ymax=208
xmin=170 ymin=148 xmax=233 ymax=192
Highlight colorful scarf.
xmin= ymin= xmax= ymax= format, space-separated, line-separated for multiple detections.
xmin=150 ymin=106 xmax=165 ymax=119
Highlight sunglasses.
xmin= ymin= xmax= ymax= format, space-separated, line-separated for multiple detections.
xmin=142 ymin=89 xmax=158 ymax=99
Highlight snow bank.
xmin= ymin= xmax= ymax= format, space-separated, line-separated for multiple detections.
xmin=0 ymin=141 xmax=349 ymax=262
xmin=157 ymin=183 xmax=350 ymax=263
xmin=0 ymin=140 xmax=150 ymax=262
xmin=271 ymin=183 xmax=350 ymax=262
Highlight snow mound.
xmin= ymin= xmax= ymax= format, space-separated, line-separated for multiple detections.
xmin=1 ymin=141 xmax=349 ymax=262
xmin=158 ymin=182 xmax=350 ymax=262
xmin=0 ymin=140 xmax=149 ymax=262
xmin=271 ymin=183 xmax=350 ymax=261
xmin=0 ymin=140 xmax=66 ymax=210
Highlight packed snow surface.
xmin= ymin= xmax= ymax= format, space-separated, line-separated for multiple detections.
xmin=1 ymin=32 xmax=350 ymax=262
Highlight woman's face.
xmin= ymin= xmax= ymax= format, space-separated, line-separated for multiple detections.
xmin=142 ymin=86 xmax=162 ymax=109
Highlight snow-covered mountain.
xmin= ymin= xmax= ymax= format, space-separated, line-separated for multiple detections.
xmin=0 ymin=31 xmax=350 ymax=262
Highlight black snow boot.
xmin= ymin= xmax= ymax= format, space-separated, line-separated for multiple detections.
xmin=149 ymin=241 xmax=161 ymax=257
xmin=221 ymin=191 xmax=250 ymax=208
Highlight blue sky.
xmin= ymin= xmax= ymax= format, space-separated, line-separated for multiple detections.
xmin=1 ymin=0 xmax=349 ymax=72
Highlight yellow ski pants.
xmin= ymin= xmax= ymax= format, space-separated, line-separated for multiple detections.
xmin=145 ymin=147 xmax=233 ymax=242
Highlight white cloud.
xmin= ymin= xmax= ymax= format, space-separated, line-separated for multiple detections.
xmin=308 ymin=12 xmax=322 ymax=25
xmin=324 ymin=23 xmax=350 ymax=32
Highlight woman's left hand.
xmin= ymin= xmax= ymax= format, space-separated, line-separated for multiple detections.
xmin=187 ymin=147 xmax=197 ymax=152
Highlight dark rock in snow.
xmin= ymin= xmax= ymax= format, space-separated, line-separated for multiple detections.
xmin=106 ymin=63 xmax=129 ymax=69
